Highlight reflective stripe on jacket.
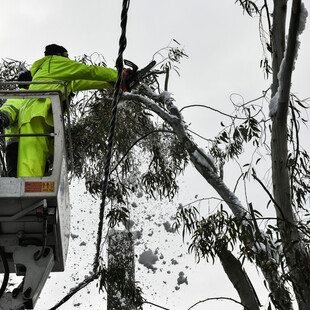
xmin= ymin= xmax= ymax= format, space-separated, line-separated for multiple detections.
xmin=0 ymin=88 xmax=27 ymax=145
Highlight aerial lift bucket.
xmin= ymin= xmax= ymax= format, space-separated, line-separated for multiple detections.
xmin=0 ymin=85 xmax=71 ymax=309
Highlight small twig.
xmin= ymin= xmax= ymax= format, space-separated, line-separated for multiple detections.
xmin=233 ymin=173 xmax=244 ymax=194
xmin=252 ymin=173 xmax=286 ymax=220
xmin=249 ymin=202 xmax=260 ymax=233
xmin=289 ymin=100 xmax=300 ymax=200
xmin=180 ymin=104 xmax=247 ymax=120
xmin=181 ymin=196 xmax=224 ymax=209
xmin=49 ymin=274 xmax=99 ymax=310
xmin=263 ymin=0 xmax=272 ymax=37
xmin=143 ymin=301 xmax=171 ymax=310
xmin=164 ymin=67 xmax=170 ymax=91
xmin=186 ymin=128 xmax=213 ymax=143
xmin=187 ymin=296 xmax=251 ymax=310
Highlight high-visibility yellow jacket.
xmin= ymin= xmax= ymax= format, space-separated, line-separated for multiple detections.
xmin=0 ymin=88 xmax=27 ymax=145
xmin=19 ymin=55 xmax=118 ymax=128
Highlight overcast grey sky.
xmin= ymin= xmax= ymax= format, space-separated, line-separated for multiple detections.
xmin=1 ymin=1 xmax=309 ymax=309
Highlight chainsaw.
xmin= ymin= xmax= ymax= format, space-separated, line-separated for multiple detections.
xmin=123 ymin=59 xmax=156 ymax=92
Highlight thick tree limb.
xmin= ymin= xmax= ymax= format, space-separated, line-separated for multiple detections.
xmin=125 ymin=88 xmax=246 ymax=217
xmin=274 ymin=0 xmax=305 ymax=120
xmin=217 ymin=248 xmax=260 ymax=310
xmin=271 ymin=1 xmax=310 ymax=308
xmin=271 ymin=0 xmax=287 ymax=97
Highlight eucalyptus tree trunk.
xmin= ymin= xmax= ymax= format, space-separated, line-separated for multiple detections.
xmin=270 ymin=0 xmax=310 ymax=308
xmin=107 ymin=230 xmax=136 ymax=310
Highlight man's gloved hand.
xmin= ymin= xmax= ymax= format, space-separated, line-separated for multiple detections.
xmin=0 ymin=112 xmax=9 ymax=129
xmin=121 ymin=68 xmax=138 ymax=92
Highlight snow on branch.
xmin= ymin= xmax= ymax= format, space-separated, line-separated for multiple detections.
xmin=193 ymin=149 xmax=217 ymax=172
xmin=123 ymin=87 xmax=179 ymax=126
xmin=298 ymin=2 xmax=308 ymax=34
xmin=269 ymin=1 xmax=308 ymax=117
xmin=124 ymin=87 xmax=247 ymax=217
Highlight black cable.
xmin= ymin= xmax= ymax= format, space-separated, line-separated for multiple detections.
xmin=0 ymin=246 xmax=9 ymax=298
xmin=93 ymin=0 xmax=130 ymax=274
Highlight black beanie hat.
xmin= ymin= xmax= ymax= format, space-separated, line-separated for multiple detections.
xmin=44 ymin=44 xmax=68 ymax=56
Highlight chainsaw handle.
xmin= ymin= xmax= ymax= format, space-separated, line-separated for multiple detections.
xmin=124 ymin=59 xmax=138 ymax=73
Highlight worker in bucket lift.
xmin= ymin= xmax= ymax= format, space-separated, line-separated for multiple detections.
xmin=17 ymin=43 xmax=131 ymax=178
xmin=0 ymin=71 xmax=32 ymax=177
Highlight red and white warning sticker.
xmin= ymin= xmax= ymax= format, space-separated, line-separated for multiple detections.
xmin=25 ymin=182 xmax=55 ymax=193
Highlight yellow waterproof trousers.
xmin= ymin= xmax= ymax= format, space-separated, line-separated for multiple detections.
xmin=17 ymin=117 xmax=54 ymax=177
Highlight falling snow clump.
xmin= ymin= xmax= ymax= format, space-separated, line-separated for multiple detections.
xmin=131 ymin=202 xmax=138 ymax=208
xmin=138 ymin=249 xmax=159 ymax=271
xmin=163 ymin=221 xmax=176 ymax=233
xmin=171 ymin=258 xmax=179 ymax=265
xmin=177 ymin=271 xmax=188 ymax=285
xmin=70 ymin=233 xmax=79 ymax=240
xmin=123 ymin=219 xmax=135 ymax=230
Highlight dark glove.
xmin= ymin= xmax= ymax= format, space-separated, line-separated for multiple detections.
xmin=121 ymin=68 xmax=139 ymax=92
xmin=0 ymin=112 xmax=9 ymax=129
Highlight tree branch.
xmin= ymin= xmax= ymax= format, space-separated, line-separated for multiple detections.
xmin=164 ymin=67 xmax=170 ymax=91
xmin=271 ymin=0 xmax=287 ymax=97
xmin=49 ymin=274 xmax=98 ymax=310
xmin=289 ymin=99 xmax=300 ymax=200
xmin=263 ymin=0 xmax=272 ymax=37
xmin=217 ymin=248 xmax=260 ymax=310
xmin=252 ymin=172 xmax=286 ymax=220
xmin=180 ymin=104 xmax=247 ymax=120
xmin=275 ymin=0 xmax=304 ymax=120
xmin=188 ymin=296 xmax=251 ymax=310
xmin=143 ymin=301 xmax=171 ymax=310
xmin=124 ymin=88 xmax=247 ymax=218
